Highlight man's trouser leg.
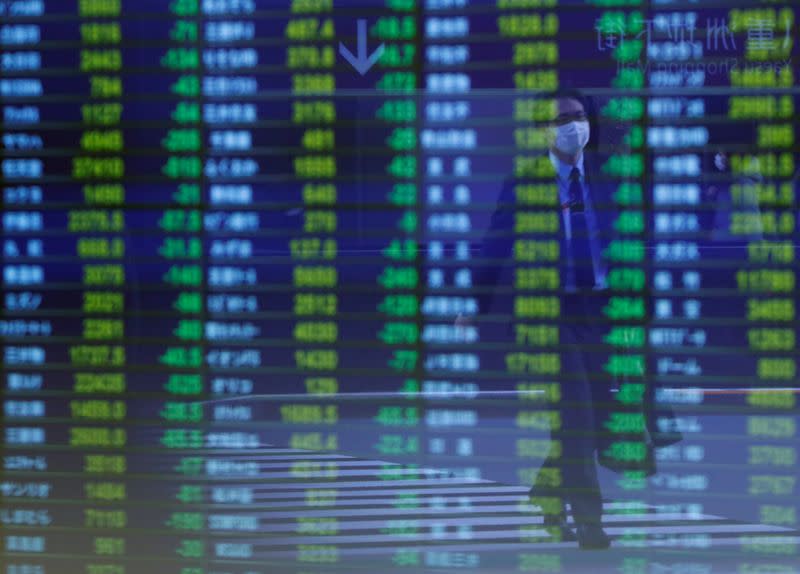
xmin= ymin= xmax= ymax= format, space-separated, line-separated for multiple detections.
xmin=531 ymin=321 xmax=603 ymax=525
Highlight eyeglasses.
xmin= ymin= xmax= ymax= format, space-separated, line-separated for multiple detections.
xmin=547 ymin=111 xmax=589 ymax=126
xmin=550 ymin=111 xmax=588 ymax=126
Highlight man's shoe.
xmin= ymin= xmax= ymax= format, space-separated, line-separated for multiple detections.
xmin=575 ymin=523 xmax=611 ymax=550
xmin=542 ymin=513 xmax=576 ymax=543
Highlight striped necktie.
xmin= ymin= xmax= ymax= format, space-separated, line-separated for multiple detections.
xmin=567 ymin=166 xmax=585 ymax=212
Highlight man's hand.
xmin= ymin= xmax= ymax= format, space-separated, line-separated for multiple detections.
xmin=714 ymin=151 xmax=728 ymax=172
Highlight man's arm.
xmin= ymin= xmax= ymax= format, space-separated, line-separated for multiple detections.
xmin=471 ymin=177 xmax=516 ymax=316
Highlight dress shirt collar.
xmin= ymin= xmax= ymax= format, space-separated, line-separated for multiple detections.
xmin=549 ymin=149 xmax=584 ymax=181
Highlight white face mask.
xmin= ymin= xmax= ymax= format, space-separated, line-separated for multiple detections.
xmin=551 ymin=120 xmax=590 ymax=156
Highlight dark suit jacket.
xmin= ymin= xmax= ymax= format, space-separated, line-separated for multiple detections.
xmin=474 ymin=163 xmax=681 ymax=474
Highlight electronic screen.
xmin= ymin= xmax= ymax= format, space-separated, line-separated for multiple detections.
xmin=1 ymin=1 xmax=798 ymax=573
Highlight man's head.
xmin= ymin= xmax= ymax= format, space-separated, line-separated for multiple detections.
xmin=547 ymin=89 xmax=593 ymax=164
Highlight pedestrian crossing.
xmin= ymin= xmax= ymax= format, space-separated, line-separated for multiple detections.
xmin=217 ymin=445 xmax=799 ymax=571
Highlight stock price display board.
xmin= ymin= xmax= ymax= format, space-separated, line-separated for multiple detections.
xmin=1 ymin=0 xmax=798 ymax=573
